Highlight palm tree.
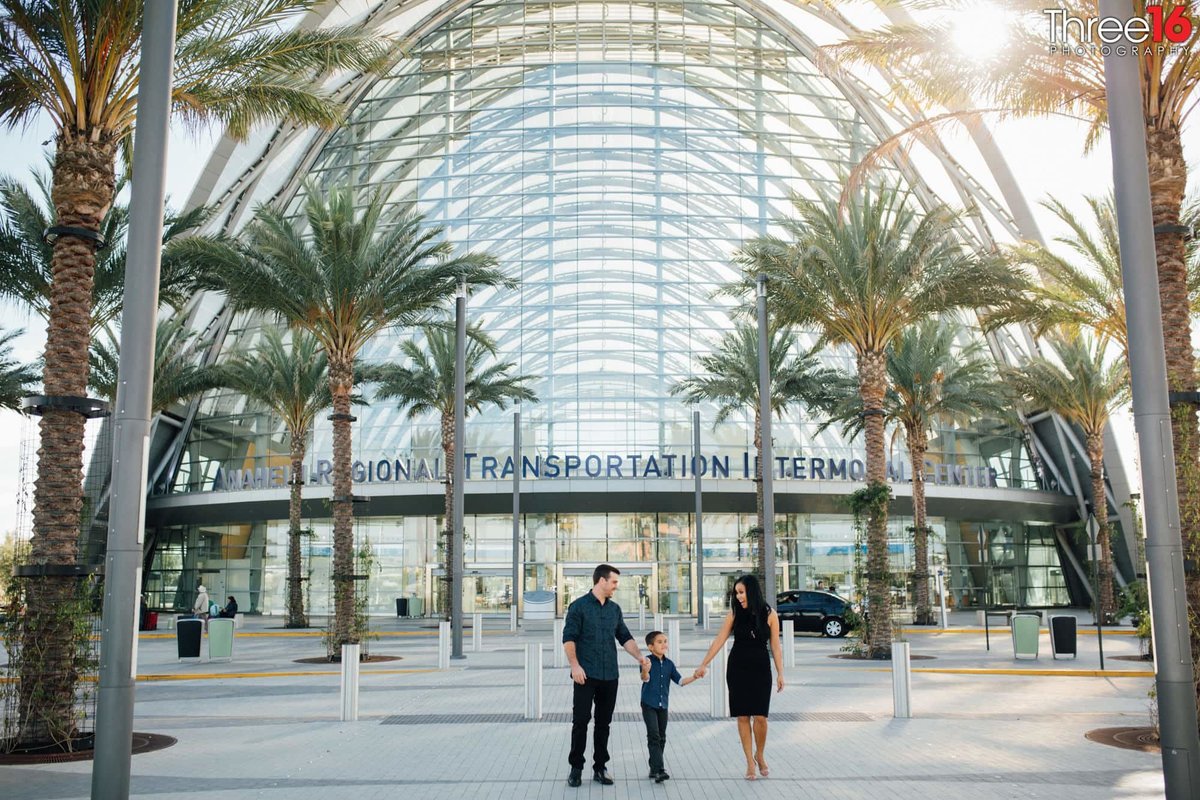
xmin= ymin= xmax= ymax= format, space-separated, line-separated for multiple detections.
xmin=817 ymin=320 xmax=1006 ymax=624
xmin=178 ymin=184 xmax=510 ymax=650
xmin=0 ymin=170 xmax=207 ymax=334
xmin=218 ymin=327 xmax=334 ymax=629
xmin=1002 ymin=332 xmax=1130 ymax=622
xmin=829 ymin=0 xmax=1200 ymax=684
xmin=87 ymin=316 xmax=226 ymax=413
xmin=367 ymin=323 xmax=537 ymax=618
xmin=738 ymin=184 xmax=1028 ymax=657
xmin=0 ymin=0 xmax=389 ymax=743
xmin=0 ymin=327 xmax=37 ymax=410
xmin=670 ymin=319 xmax=835 ymax=580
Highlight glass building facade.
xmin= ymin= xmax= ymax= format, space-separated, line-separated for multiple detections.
xmin=139 ymin=0 xmax=1119 ymax=617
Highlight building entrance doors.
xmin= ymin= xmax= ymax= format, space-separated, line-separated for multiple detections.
xmin=557 ymin=563 xmax=656 ymax=619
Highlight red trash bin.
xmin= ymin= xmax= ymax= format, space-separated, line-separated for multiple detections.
xmin=143 ymin=611 xmax=158 ymax=631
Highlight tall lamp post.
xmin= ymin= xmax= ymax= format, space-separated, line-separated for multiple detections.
xmin=91 ymin=1 xmax=178 ymax=797
xmin=1100 ymin=1 xmax=1200 ymax=794
xmin=756 ymin=274 xmax=777 ymax=601
xmin=451 ymin=280 xmax=466 ymax=659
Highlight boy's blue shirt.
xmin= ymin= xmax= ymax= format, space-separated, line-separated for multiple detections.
xmin=641 ymin=654 xmax=683 ymax=709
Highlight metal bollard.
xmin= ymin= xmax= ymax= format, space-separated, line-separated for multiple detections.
xmin=782 ymin=619 xmax=795 ymax=668
xmin=438 ymin=620 xmax=451 ymax=669
xmin=510 ymin=604 xmax=518 ymax=632
xmin=667 ymin=618 xmax=680 ymax=664
xmin=935 ymin=569 xmax=948 ymax=630
xmin=892 ymin=640 xmax=912 ymax=718
xmin=473 ymin=612 xmax=483 ymax=653
xmin=524 ymin=642 xmax=543 ymax=719
xmin=639 ymin=604 xmax=646 ymax=631
xmin=654 ymin=612 xmax=664 ymax=632
xmin=708 ymin=642 xmax=728 ymax=718
xmin=553 ymin=618 xmax=565 ymax=668
xmin=340 ymin=643 xmax=360 ymax=721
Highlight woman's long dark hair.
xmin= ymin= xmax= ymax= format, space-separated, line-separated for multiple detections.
xmin=732 ymin=574 xmax=768 ymax=621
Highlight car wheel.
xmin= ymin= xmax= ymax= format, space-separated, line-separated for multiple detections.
xmin=823 ymin=617 xmax=846 ymax=638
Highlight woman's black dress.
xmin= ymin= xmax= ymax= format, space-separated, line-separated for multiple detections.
xmin=726 ymin=606 xmax=772 ymax=717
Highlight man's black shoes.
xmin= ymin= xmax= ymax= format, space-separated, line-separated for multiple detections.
xmin=567 ymin=769 xmax=582 ymax=787
xmin=655 ymin=771 xmax=671 ymax=783
xmin=593 ymin=769 xmax=615 ymax=785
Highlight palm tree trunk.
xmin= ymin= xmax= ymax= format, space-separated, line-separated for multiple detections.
xmin=329 ymin=357 xmax=356 ymax=649
xmin=754 ymin=406 xmax=765 ymax=580
xmin=858 ymin=350 xmax=894 ymax=658
xmin=1146 ymin=124 xmax=1200 ymax=726
xmin=441 ymin=411 xmax=455 ymax=620
xmin=286 ymin=440 xmax=308 ymax=628
xmin=1087 ymin=433 xmax=1116 ymax=624
xmin=907 ymin=425 xmax=932 ymax=625
xmin=20 ymin=136 xmax=117 ymax=745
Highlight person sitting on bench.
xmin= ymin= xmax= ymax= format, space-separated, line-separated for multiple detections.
xmin=218 ymin=596 xmax=238 ymax=619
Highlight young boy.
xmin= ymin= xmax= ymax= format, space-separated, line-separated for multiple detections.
xmin=640 ymin=630 xmax=700 ymax=782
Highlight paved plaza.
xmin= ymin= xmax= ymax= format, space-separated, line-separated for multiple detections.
xmin=0 ymin=611 xmax=1165 ymax=799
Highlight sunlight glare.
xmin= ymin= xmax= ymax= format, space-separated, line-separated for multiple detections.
xmin=951 ymin=3 xmax=1012 ymax=62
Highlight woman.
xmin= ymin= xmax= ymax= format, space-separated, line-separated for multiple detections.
xmin=219 ymin=596 xmax=238 ymax=619
xmin=695 ymin=574 xmax=784 ymax=780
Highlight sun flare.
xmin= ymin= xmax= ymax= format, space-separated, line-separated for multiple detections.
xmin=951 ymin=3 xmax=1012 ymax=62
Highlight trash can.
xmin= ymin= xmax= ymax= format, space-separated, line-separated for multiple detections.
xmin=396 ymin=597 xmax=408 ymax=617
xmin=1049 ymin=615 xmax=1077 ymax=659
xmin=523 ymin=590 xmax=555 ymax=620
xmin=176 ymin=618 xmax=203 ymax=660
xmin=208 ymin=618 xmax=235 ymax=662
xmin=141 ymin=611 xmax=158 ymax=631
xmin=1011 ymin=613 xmax=1040 ymax=660
xmin=409 ymin=596 xmax=424 ymax=617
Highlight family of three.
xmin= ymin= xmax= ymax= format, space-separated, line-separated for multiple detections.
xmin=562 ymin=563 xmax=785 ymax=786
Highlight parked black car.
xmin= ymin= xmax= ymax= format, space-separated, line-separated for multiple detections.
xmin=775 ymin=590 xmax=855 ymax=637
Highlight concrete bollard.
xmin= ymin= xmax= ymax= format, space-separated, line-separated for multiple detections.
xmin=667 ymin=618 xmax=680 ymax=664
xmin=708 ymin=642 xmax=728 ymax=718
xmin=782 ymin=620 xmax=795 ymax=668
xmin=340 ymin=644 xmax=360 ymax=721
xmin=472 ymin=612 xmax=483 ymax=653
xmin=438 ymin=620 xmax=451 ymax=669
xmin=553 ymin=618 xmax=565 ymax=668
xmin=510 ymin=605 xmax=518 ymax=632
xmin=524 ymin=643 xmax=543 ymax=719
xmin=892 ymin=641 xmax=912 ymax=718
xmin=639 ymin=604 xmax=646 ymax=631
xmin=654 ymin=612 xmax=664 ymax=633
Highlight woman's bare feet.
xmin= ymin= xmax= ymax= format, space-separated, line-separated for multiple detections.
xmin=755 ymin=754 xmax=769 ymax=777
xmin=744 ymin=762 xmax=757 ymax=781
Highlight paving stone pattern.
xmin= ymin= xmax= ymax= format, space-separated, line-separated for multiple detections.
xmin=0 ymin=612 xmax=1167 ymax=799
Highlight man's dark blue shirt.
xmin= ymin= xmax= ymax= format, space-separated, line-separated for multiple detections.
xmin=640 ymin=654 xmax=683 ymax=709
xmin=562 ymin=590 xmax=633 ymax=681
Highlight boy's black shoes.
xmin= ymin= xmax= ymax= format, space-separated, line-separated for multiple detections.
xmin=567 ymin=769 xmax=582 ymax=787
xmin=593 ymin=769 xmax=615 ymax=785
xmin=655 ymin=771 xmax=671 ymax=783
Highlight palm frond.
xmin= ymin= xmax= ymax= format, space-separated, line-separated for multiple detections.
xmin=0 ymin=326 xmax=38 ymax=410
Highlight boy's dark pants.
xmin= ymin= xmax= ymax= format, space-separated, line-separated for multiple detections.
xmin=641 ymin=704 xmax=669 ymax=773
xmin=569 ymin=678 xmax=619 ymax=771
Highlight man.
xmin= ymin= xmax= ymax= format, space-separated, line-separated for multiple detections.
xmin=562 ymin=563 xmax=649 ymax=787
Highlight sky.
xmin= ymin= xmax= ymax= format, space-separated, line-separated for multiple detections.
xmin=0 ymin=8 xmax=1198 ymax=537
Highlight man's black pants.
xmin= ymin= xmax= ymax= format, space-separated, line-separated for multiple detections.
xmin=569 ymin=678 xmax=619 ymax=771
xmin=641 ymin=704 xmax=669 ymax=773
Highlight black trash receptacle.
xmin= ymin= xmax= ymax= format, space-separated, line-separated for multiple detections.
xmin=396 ymin=597 xmax=408 ymax=617
xmin=1049 ymin=615 xmax=1077 ymax=659
xmin=177 ymin=618 xmax=203 ymax=660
